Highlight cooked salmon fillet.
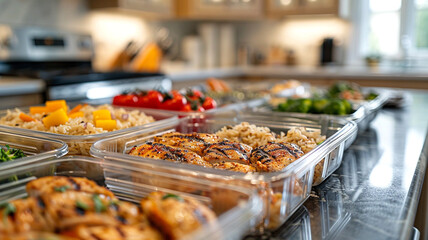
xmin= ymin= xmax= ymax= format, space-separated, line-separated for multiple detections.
xmin=250 ymin=142 xmax=303 ymax=172
xmin=129 ymin=142 xmax=211 ymax=167
xmin=26 ymin=176 xmax=116 ymax=199
xmin=212 ymin=161 xmax=255 ymax=173
xmin=0 ymin=198 xmax=52 ymax=234
xmin=203 ymin=141 xmax=252 ymax=165
xmin=141 ymin=192 xmax=217 ymax=240
xmin=62 ymin=224 xmax=163 ymax=240
xmin=154 ymin=132 xmax=221 ymax=155
xmin=41 ymin=191 xmax=141 ymax=230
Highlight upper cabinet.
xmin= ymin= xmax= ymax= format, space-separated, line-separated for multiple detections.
xmin=266 ymin=0 xmax=340 ymax=17
xmin=88 ymin=0 xmax=263 ymax=20
xmin=177 ymin=0 xmax=264 ymax=20
xmin=88 ymin=0 xmax=175 ymax=19
xmin=88 ymin=0 xmax=345 ymax=19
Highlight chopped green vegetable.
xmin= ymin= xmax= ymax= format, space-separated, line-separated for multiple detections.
xmin=54 ymin=185 xmax=70 ymax=193
xmin=0 ymin=145 xmax=26 ymax=162
xmin=366 ymin=92 xmax=378 ymax=100
xmin=1 ymin=202 xmax=16 ymax=223
xmin=92 ymin=194 xmax=107 ymax=213
xmin=312 ymin=98 xmax=330 ymax=113
xmin=162 ymin=193 xmax=183 ymax=201
xmin=324 ymin=99 xmax=348 ymax=115
xmin=76 ymin=200 xmax=89 ymax=211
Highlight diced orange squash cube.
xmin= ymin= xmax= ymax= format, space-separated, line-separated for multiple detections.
xmin=42 ymin=109 xmax=69 ymax=128
xmin=95 ymin=120 xmax=117 ymax=131
xmin=46 ymin=100 xmax=68 ymax=112
xmin=93 ymin=109 xmax=112 ymax=121
xmin=69 ymin=111 xmax=84 ymax=119
xmin=30 ymin=106 xmax=49 ymax=115
xmin=19 ymin=113 xmax=36 ymax=122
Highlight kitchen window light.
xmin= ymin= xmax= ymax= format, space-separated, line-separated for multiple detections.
xmin=356 ymin=0 xmax=428 ymax=66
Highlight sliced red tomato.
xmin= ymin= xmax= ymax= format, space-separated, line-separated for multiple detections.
xmin=202 ymin=97 xmax=217 ymax=110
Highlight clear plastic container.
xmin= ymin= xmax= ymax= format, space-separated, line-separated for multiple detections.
xmin=362 ymin=90 xmax=389 ymax=123
xmin=0 ymin=106 xmax=178 ymax=155
xmin=0 ymin=129 xmax=68 ymax=170
xmin=249 ymin=106 xmax=362 ymax=149
xmin=0 ymin=155 xmax=263 ymax=240
xmin=91 ymin=111 xmax=357 ymax=229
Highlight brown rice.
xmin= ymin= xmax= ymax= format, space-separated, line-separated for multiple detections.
xmin=0 ymin=104 xmax=155 ymax=155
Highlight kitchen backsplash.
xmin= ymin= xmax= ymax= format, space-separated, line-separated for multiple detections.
xmin=0 ymin=0 xmax=350 ymax=69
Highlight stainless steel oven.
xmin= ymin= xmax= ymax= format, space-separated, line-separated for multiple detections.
xmin=0 ymin=25 xmax=171 ymax=104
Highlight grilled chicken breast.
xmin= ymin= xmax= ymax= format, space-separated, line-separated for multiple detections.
xmin=0 ymin=198 xmax=51 ymax=234
xmin=129 ymin=142 xmax=211 ymax=167
xmin=212 ymin=161 xmax=255 ymax=173
xmin=41 ymin=191 xmax=140 ymax=230
xmin=250 ymin=142 xmax=304 ymax=172
xmin=0 ymin=232 xmax=78 ymax=240
xmin=141 ymin=192 xmax=217 ymax=240
xmin=26 ymin=176 xmax=116 ymax=199
xmin=62 ymin=224 xmax=163 ymax=240
xmin=203 ymin=141 xmax=252 ymax=165
xmin=154 ymin=132 xmax=221 ymax=155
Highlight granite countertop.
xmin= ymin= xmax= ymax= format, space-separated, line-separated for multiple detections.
xmin=260 ymin=90 xmax=428 ymax=240
xmin=0 ymin=76 xmax=45 ymax=96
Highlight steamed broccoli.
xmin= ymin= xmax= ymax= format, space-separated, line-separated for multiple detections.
xmin=311 ymin=98 xmax=330 ymax=113
xmin=287 ymin=99 xmax=312 ymax=113
xmin=0 ymin=145 xmax=26 ymax=162
xmin=324 ymin=100 xmax=348 ymax=115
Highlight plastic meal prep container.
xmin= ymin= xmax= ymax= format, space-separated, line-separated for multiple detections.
xmin=0 ymin=129 xmax=68 ymax=170
xmin=114 ymin=96 xmax=269 ymax=118
xmin=0 ymin=106 xmax=178 ymax=156
xmin=0 ymin=155 xmax=263 ymax=240
xmin=90 ymin=111 xmax=357 ymax=230
xmin=255 ymin=89 xmax=389 ymax=136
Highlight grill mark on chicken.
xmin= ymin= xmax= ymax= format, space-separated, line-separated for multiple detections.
xmin=154 ymin=132 xmax=221 ymax=155
xmin=129 ymin=142 xmax=211 ymax=167
xmin=90 ymin=233 xmax=103 ymax=240
xmin=75 ymin=206 xmax=86 ymax=216
xmin=252 ymin=148 xmax=274 ymax=163
xmin=158 ymin=133 xmax=207 ymax=143
xmin=37 ymin=197 xmax=46 ymax=209
xmin=116 ymin=226 xmax=126 ymax=238
xmin=116 ymin=215 xmax=127 ymax=224
xmin=203 ymin=141 xmax=252 ymax=166
xmin=267 ymin=143 xmax=300 ymax=158
xmin=67 ymin=177 xmax=81 ymax=191
xmin=250 ymin=142 xmax=304 ymax=172
xmin=206 ymin=142 xmax=249 ymax=160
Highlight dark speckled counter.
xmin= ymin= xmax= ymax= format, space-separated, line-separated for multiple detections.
xmin=270 ymin=90 xmax=428 ymax=240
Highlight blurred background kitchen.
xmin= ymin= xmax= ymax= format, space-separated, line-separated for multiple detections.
xmin=0 ymin=0 xmax=427 ymax=108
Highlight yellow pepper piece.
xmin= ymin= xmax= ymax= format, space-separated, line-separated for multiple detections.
xmin=42 ymin=109 xmax=69 ymax=128
xmin=69 ymin=111 xmax=84 ymax=119
xmin=46 ymin=100 xmax=68 ymax=112
xmin=30 ymin=106 xmax=49 ymax=115
xmin=95 ymin=120 xmax=117 ymax=131
xmin=93 ymin=109 xmax=112 ymax=121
